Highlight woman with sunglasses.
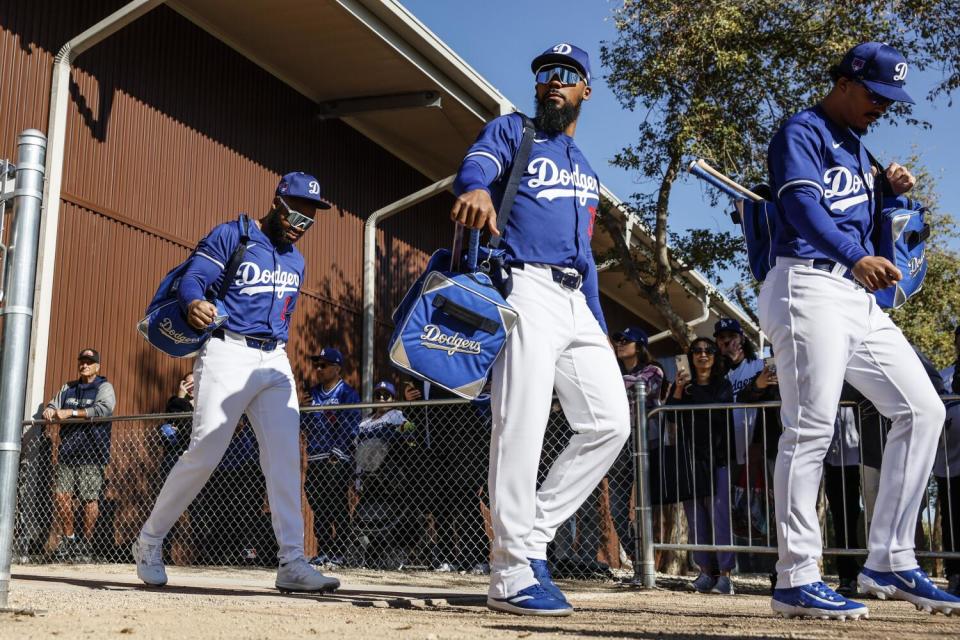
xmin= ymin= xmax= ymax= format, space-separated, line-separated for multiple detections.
xmin=668 ymin=338 xmax=735 ymax=594
xmin=610 ymin=328 xmax=669 ymax=565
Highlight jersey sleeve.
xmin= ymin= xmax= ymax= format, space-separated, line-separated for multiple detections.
xmin=769 ymin=122 xmax=825 ymax=200
xmin=453 ymin=114 xmax=522 ymax=196
xmin=177 ymin=222 xmax=238 ymax=309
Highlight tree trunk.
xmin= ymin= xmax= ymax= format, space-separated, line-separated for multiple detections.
xmin=596 ymin=145 xmax=697 ymax=349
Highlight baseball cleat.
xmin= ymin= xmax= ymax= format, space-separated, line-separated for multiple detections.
xmin=528 ymin=558 xmax=569 ymax=605
xmin=131 ymin=538 xmax=167 ymax=587
xmin=487 ymin=584 xmax=574 ymax=616
xmin=858 ymin=567 xmax=960 ymax=615
xmin=276 ymin=557 xmax=341 ymax=593
xmin=771 ymin=581 xmax=868 ymax=620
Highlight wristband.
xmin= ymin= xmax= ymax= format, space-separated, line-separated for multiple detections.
xmin=71 ymin=409 xmax=78 ymax=418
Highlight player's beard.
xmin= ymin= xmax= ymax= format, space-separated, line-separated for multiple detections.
xmin=262 ymin=210 xmax=292 ymax=248
xmin=534 ymin=91 xmax=581 ymax=135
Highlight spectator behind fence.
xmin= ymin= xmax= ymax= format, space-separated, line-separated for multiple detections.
xmin=158 ymin=373 xmax=195 ymax=477
xmin=302 ymin=347 xmax=360 ymax=567
xmin=668 ymin=337 xmax=735 ymax=595
xmin=824 ymin=397 xmax=863 ymax=597
xmin=714 ymin=319 xmax=764 ymax=469
xmin=733 ymin=350 xmax=781 ymax=591
xmin=42 ymin=347 xmax=116 ymax=563
xmin=403 ymin=378 xmax=491 ymax=573
xmin=611 ymin=326 xmax=664 ymax=561
xmin=353 ymin=381 xmax=423 ymax=568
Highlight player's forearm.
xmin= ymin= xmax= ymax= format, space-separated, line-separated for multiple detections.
xmin=781 ymin=187 xmax=869 ymax=268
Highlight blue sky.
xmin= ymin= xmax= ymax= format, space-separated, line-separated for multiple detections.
xmin=403 ymin=0 xmax=960 ymax=293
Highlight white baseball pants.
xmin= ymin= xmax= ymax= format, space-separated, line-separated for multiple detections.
xmin=759 ymin=259 xmax=944 ymax=588
xmin=488 ymin=264 xmax=630 ymax=598
xmin=140 ymin=332 xmax=306 ymax=564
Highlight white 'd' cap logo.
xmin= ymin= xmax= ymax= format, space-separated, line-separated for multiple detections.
xmin=552 ymin=43 xmax=572 ymax=55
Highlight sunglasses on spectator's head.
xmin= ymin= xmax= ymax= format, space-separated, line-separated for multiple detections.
xmin=535 ymin=64 xmax=584 ymax=86
xmin=690 ymin=346 xmax=717 ymax=355
xmin=278 ymin=196 xmax=316 ymax=231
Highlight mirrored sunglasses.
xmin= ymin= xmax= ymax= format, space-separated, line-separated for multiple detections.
xmin=278 ymin=196 xmax=316 ymax=231
xmin=534 ymin=64 xmax=584 ymax=86
xmin=374 ymin=393 xmax=393 ymax=401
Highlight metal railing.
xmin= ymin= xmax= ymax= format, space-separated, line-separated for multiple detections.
xmin=632 ymin=388 xmax=960 ymax=587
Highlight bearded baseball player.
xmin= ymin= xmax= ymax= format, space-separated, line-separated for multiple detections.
xmin=450 ymin=43 xmax=629 ymax=616
xmin=133 ymin=172 xmax=340 ymax=594
xmin=762 ymin=42 xmax=958 ymax=618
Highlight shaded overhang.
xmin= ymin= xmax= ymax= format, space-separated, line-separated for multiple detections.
xmin=168 ymin=0 xmax=511 ymax=180
xmin=167 ymin=0 xmax=759 ymax=343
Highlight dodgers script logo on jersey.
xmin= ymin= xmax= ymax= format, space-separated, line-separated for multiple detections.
xmin=234 ymin=261 xmax=301 ymax=298
xmin=823 ymin=166 xmax=874 ymax=213
xmin=526 ymin=157 xmax=600 ymax=206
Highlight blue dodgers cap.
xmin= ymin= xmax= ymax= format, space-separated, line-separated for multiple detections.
xmin=713 ymin=318 xmax=743 ymax=336
xmin=531 ymin=43 xmax=591 ymax=85
xmin=374 ymin=381 xmax=397 ymax=398
xmin=613 ymin=327 xmax=648 ymax=346
xmin=276 ymin=172 xmax=332 ymax=209
xmin=838 ymin=42 xmax=915 ymax=104
xmin=311 ymin=347 xmax=343 ymax=366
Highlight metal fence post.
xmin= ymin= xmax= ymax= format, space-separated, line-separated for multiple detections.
xmin=0 ymin=130 xmax=47 ymax=608
xmin=631 ymin=381 xmax=656 ymax=588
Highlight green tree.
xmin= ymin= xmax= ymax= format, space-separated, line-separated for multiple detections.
xmin=599 ymin=0 xmax=960 ymax=346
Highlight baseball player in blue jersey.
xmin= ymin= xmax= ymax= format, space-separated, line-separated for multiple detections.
xmin=761 ymin=42 xmax=958 ymax=618
xmin=451 ymin=43 xmax=630 ymax=616
xmin=133 ymin=172 xmax=340 ymax=594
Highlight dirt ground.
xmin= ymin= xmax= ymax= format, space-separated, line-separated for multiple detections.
xmin=3 ymin=564 xmax=959 ymax=640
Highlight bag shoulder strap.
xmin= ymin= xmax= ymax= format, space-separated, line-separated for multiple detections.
xmin=490 ymin=113 xmax=536 ymax=248
xmin=214 ymin=214 xmax=251 ymax=300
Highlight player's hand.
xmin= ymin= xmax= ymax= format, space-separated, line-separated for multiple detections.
xmin=851 ymin=256 xmax=902 ymax=291
xmin=755 ymin=366 xmax=778 ymax=389
xmin=42 ymin=407 xmax=56 ymax=421
xmin=885 ymin=162 xmax=916 ymax=195
xmin=450 ymin=189 xmax=499 ymax=236
xmin=186 ymin=299 xmax=218 ymax=330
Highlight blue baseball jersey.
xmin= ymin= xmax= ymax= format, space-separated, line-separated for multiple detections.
xmin=178 ymin=219 xmax=304 ymax=341
xmin=304 ymin=379 xmax=361 ymax=462
xmin=768 ymin=105 xmax=878 ymax=268
xmin=453 ymin=113 xmax=606 ymax=331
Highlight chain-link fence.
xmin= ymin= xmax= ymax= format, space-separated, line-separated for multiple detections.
xmin=14 ymin=392 xmax=960 ymax=586
xmin=10 ymin=399 xmax=637 ymax=579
